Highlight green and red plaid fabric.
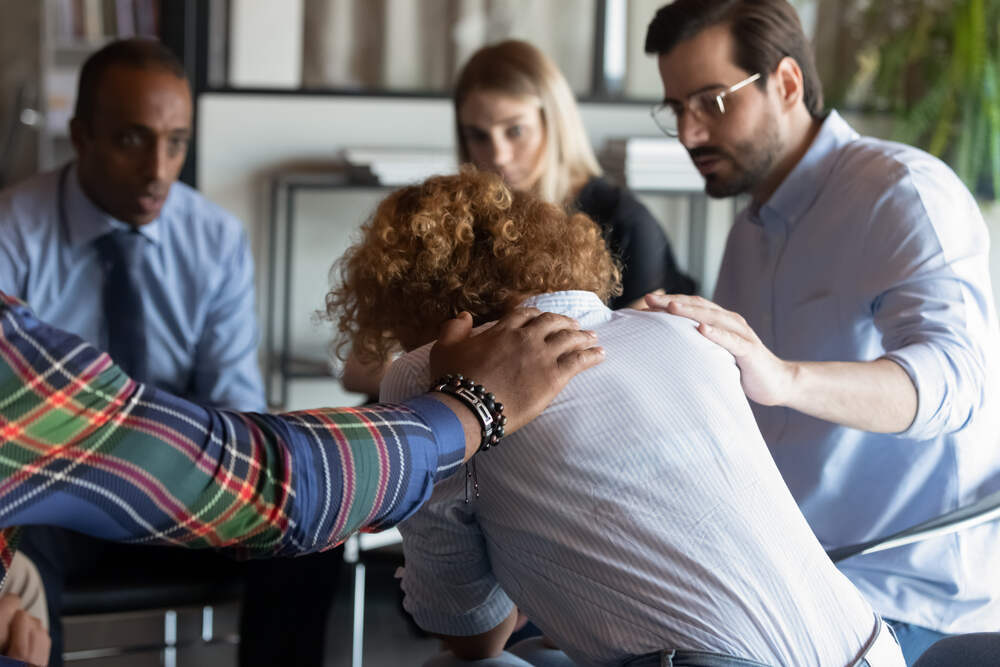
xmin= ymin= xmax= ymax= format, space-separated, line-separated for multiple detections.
xmin=0 ymin=292 xmax=462 ymax=587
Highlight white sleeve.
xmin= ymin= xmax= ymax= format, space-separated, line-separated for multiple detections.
xmin=397 ymin=478 xmax=515 ymax=636
xmin=379 ymin=344 xmax=433 ymax=403
xmin=385 ymin=345 xmax=515 ymax=636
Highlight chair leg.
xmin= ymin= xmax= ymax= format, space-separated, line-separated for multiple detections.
xmin=352 ymin=562 xmax=366 ymax=667
xmin=202 ymin=605 xmax=214 ymax=642
xmin=163 ymin=610 xmax=177 ymax=667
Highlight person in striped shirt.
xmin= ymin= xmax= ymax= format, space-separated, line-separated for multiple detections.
xmin=328 ymin=169 xmax=904 ymax=666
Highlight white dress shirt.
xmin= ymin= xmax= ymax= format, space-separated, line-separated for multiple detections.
xmin=383 ymin=291 xmax=880 ymax=667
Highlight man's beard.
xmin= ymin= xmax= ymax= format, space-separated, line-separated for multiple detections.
xmin=690 ymin=123 xmax=782 ymax=199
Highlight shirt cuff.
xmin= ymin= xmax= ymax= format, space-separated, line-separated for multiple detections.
xmin=402 ymin=395 xmax=466 ymax=481
xmin=884 ymin=343 xmax=946 ymax=440
xmin=404 ymin=580 xmax=515 ymax=637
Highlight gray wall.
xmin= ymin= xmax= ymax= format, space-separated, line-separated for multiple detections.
xmin=0 ymin=0 xmax=41 ymax=187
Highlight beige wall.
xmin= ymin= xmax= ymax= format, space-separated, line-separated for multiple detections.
xmin=197 ymin=93 xmax=729 ymax=409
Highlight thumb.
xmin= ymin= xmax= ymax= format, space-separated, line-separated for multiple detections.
xmin=436 ymin=312 xmax=473 ymax=346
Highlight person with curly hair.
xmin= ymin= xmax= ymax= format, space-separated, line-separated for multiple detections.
xmin=328 ymin=168 xmax=620 ymax=366
xmin=326 ymin=170 xmax=904 ymax=667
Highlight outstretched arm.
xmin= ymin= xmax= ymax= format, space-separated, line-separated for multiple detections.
xmin=0 ymin=295 xmax=602 ymax=563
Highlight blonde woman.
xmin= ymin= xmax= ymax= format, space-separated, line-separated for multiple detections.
xmin=453 ymin=39 xmax=695 ymax=310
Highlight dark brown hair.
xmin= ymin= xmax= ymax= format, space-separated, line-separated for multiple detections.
xmin=645 ymin=0 xmax=824 ymax=119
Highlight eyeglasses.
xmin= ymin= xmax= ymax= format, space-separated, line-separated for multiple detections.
xmin=650 ymin=73 xmax=762 ymax=138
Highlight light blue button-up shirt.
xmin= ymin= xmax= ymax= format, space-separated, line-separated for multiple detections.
xmin=714 ymin=111 xmax=1000 ymax=633
xmin=0 ymin=164 xmax=265 ymax=411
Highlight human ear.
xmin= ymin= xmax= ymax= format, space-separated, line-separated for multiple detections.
xmin=772 ymin=56 xmax=804 ymax=111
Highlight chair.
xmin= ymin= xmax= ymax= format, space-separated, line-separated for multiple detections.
xmin=911 ymin=633 xmax=1000 ymax=666
xmin=343 ymin=527 xmax=404 ymax=667
xmin=827 ymin=488 xmax=1000 ymax=563
xmin=61 ymin=551 xmax=243 ymax=665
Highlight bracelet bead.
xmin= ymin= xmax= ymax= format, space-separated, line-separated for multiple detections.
xmin=431 ymin=374 xmax=507 ymax=452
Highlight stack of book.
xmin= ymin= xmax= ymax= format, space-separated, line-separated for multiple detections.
xmin=600 ymin=137 xmax=703 ymax=192
xmin=339 ymin=148 xmax=457 ymax=186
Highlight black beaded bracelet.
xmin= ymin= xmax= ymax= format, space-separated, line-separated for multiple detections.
xmin=431 ymin=374 xmax=507 ymax=452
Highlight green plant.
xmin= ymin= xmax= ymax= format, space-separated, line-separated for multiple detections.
xmin=836 ymin=0 xmax=1000 ymax=199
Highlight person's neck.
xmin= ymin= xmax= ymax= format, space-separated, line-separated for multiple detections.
xmin=74 ymin=168 xmax=149 ymax=230
xmin=751 ymin=114 xmax=823 ymax=206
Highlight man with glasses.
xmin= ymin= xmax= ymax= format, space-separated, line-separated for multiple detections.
xmin=642 ymin=1 xmax=1000 ymax=664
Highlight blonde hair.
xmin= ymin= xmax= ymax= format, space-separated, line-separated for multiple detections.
xmin=326 ymin=169 xmax=621 ymax=363
xmin=454 ymin=40 xmax=602 ymax=205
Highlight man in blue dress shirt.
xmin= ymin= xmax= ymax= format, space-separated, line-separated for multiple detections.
xmin=643 ymin=1 xmax=1000 ymax=664
xmin=0 ymin=38 xmax=326 ymax=666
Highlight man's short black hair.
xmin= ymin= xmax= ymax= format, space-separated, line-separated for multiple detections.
xmin=74 ymin=38 xmax=188 ymax=123
xmin=645 ymin=0 xmax=824 ymax=119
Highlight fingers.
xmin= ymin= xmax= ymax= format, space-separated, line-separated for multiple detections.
xmin=648 ymin=296 xmax=747 ymax=332
xmin=0 ymin=594 xmax=21 ymax=648
xmin=644 ymin=293 xmax=669 ymax=310
xmin=556 ymin=345 xmax=605 ymax=375
xmin=643 ymin=294 xmax=758 ymax=358
xmin=543 ymin=328 xmax=599 ymax=357
xmin=6 ymin=610 xmax=50 ymax=665
xmin=544 ymin=328 xmax=604 ymax=378
xmin=696 ymin=322 xmax=753 ymax=356
xmin=671 ymin=301 xmax=741 ymax=327
xmin=644 ymin=293 xmax=721 ymax=313
xmin=517 ymin=310 xmax=582 ymax=338
xmin=436 ymin=312 xmax=474 ymax=345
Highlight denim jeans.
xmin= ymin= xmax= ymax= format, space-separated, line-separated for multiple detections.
xmin=908 ymin=633 xmax=1000 ymax=666
xmin=623 ymin=649 xmax=771 ymax=666
xmin=426 ymin=621 xmax=905 ymax=667
xmin=883 ymin=619 xmax=951 ymax=666
xmin=423 ymin=642 xmax=771 ymax=667
xmin=422 ymin=638 xmax=576 ymax=667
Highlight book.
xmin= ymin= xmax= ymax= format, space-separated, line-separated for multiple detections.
xmin=600 ymin=136 xmax=703 ymax=192
xmin=81 ymin=0 xmax=103 ymax=41
xmin=135 ymin=0 xmax=158 ymax=37
xmin=339 ymin=147 xmax=456 ymax=186
xmin=115 ymin=0 xmax=135 ymax=37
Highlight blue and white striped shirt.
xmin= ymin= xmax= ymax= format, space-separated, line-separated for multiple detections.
xmin=383 ymin=291 xmax=877 ymax=667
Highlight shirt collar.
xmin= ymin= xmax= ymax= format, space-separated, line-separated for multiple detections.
xmin=754 ymin=110 xmax=860 ymax=229
xmin=63 ymin=163 xmax=163 ymax=247
xmin=518 ymin=291 xmax=613 ymax=329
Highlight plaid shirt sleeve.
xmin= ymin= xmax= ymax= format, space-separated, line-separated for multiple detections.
xmin=0 ymin=292 xmax=465 ymax=586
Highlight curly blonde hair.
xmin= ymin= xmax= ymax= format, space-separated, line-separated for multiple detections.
xmin=327 ymin=169 xmax=621 ymax=363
